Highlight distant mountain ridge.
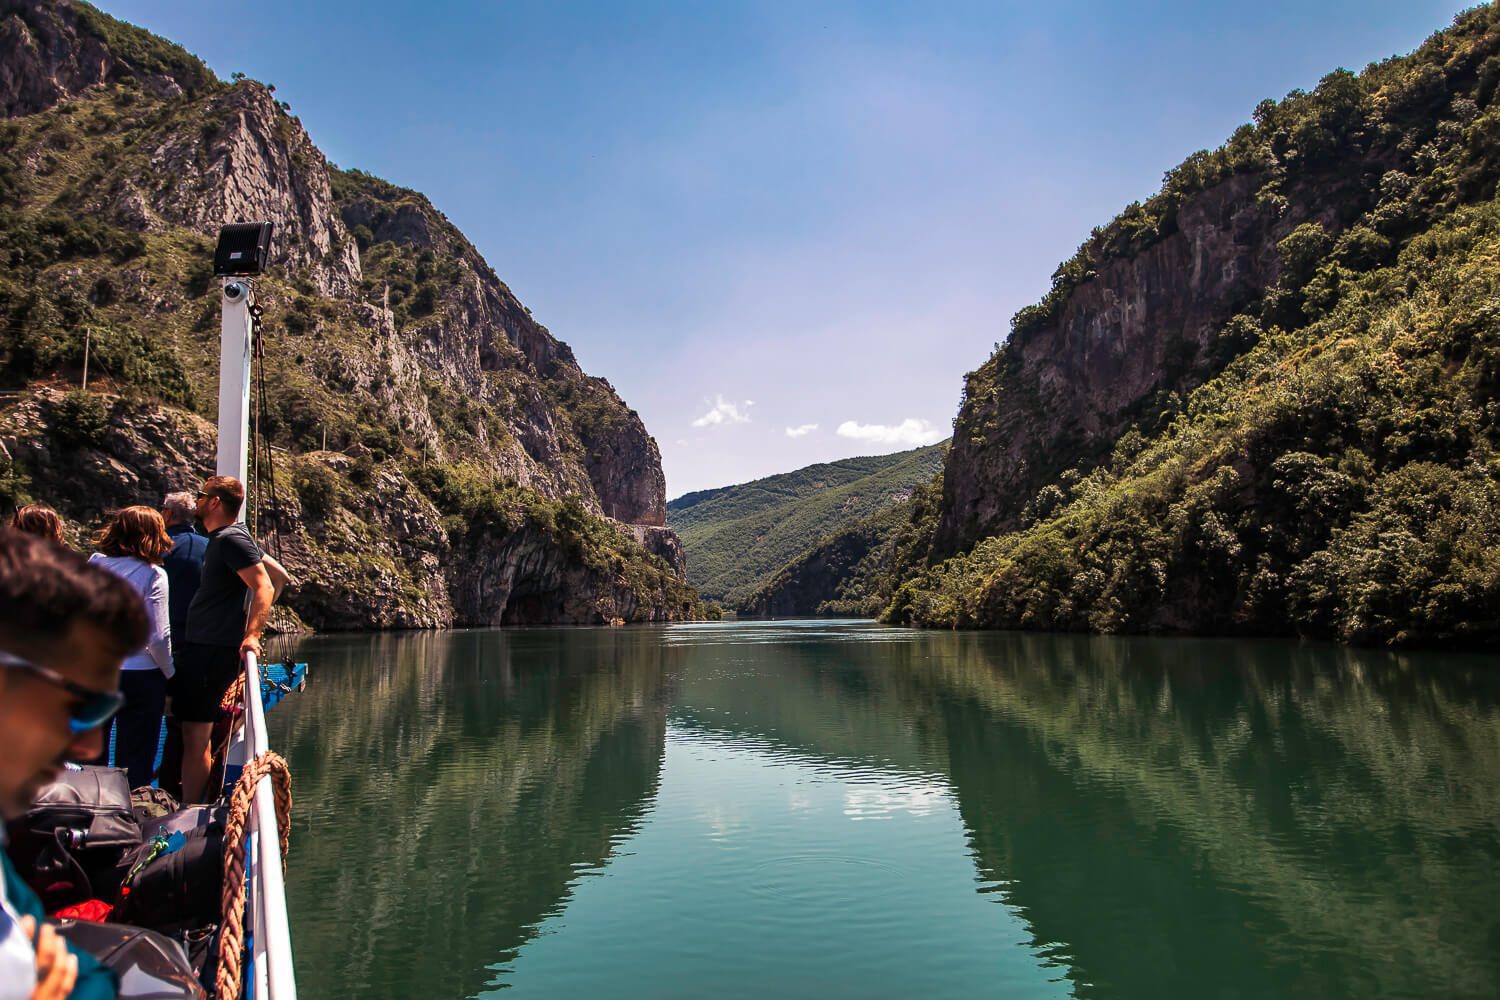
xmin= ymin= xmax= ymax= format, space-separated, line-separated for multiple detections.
xmin=667 ymin=444 xmax=946 ymax=608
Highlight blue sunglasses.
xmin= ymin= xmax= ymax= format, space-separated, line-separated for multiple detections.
xmin=0 ymin=651 xmax=126 ymax=733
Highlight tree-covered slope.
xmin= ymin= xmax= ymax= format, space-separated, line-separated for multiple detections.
xmin=667 ymin=444 xmax=946 ymax=607
xmin=888 ymin=5 xmax=1500 ymax=646
xmin=0 ymin=0 xmax=701 ymax=627
xmin=741 ymin=471 xmax=945 ymax=618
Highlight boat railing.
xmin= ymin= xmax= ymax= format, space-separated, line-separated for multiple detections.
xmin=234 ymin=650 xmax=297 ymax=999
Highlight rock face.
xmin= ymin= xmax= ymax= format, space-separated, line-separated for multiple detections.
xmin=139 ymin=85 xmax=361 ymax=296
xmin=0 ymin=0 xmax=212 ymax=117
xmin=624 ymin=524 xmax=686 ymax=576
xmin=936 ymin=173 xmax=1330 ymax=556
xmin=0 ymin=0 xmax=696 ymax=626
xmin=0 ymin=388 xmax=216 ymax=523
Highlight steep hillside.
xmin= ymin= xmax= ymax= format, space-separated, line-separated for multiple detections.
xmin=0 ymin=0 xmax=701 ymax=626
xmin=890 ymin=5 xmax=1500 ymax=646
xmin=667 ymin=444 xmax=945 ymax=608
xmin=741 ymin=471 xmax=944 ymax=618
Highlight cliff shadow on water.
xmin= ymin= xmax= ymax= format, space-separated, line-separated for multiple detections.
xmin=264 ymin=628 xmax=683 ymax=1000
xmin=897 ymin=632 xmax=1500 ymax=999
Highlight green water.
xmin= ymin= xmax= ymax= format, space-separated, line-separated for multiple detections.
xmin=267 ymin=621 xmax=1500 ymax=999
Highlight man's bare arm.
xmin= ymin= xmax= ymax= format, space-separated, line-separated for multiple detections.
xmin=261 ymin=554 xmax=295 ymax=603
xmin=235 ymin=562 xmax=275 ymax=657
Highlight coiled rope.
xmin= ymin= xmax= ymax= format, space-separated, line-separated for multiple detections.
xmin=220 ymin=673 xmax=246 ymax=712
xmin=216 ymin=751 xmax=292 ymax=1000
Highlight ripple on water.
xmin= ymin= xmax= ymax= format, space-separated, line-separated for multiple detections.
xmin=742 ymin=854 xmax=909 ymax=904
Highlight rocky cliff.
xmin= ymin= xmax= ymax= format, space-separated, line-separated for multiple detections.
xmin=937 ymin=172 xmax=1322 ymax=554
xmin=0 ymin=0 xmax=697 ymax=626
xmin=891 ymin=6 xmax=1500 ymax=645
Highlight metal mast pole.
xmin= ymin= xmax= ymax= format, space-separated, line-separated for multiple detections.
xmin=217 ymin=279 xmax=254 ymax=522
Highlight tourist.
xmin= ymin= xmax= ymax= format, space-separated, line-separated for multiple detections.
xmin=0 ymin=528 xmax=143 ymax=998
xmin=160 ymin=492 xmax=207 ymax=650
xmin=176 ymin=477 xmax=273 ymax=804
xmin=87 ymin=507 xmax=174 ymax=789
xmin=7 ymin=505 xmax=64 ymax=547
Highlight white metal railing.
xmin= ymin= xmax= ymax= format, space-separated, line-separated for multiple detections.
xmin=236 ymin=652 xmax=297 ymax=998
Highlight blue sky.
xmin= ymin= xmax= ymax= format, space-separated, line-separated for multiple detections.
xmin=98 ymin=0 xmax=1472 ymax=497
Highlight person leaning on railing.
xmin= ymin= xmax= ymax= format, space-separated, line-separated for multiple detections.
xmin=174 ymin=477 xmax=273 ymax=806
xmin=0 ymin=528 xmax=143 ymax=999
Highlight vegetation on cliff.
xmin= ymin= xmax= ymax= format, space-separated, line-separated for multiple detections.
xmin=666 ymin=444 xmax=945 ymax=608
xmin=742 ymin=471 xmax=946 ymax=617
xmin=0 ymin=0 xmax=701 ymax=626
xmin=888 ymin=5 xmax=1500 ymax=646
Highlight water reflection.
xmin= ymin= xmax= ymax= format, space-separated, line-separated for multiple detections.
xmin=268 ymin=629 xmax=681 ymax=999
xmin=268 ymin=623 xmax=1500 ymax=999
xmin=903 ymin=633 xmax=1500 ymax=999
xmin=663 ymin=625 xmax=1500 ymax=997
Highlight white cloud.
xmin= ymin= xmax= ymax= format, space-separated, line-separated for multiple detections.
xmin=836 ymin=418 xmax=944 ymax=446
xmin=691 ymin=395 xmax=753 ymax=428
xmin=785 ymin=423 xmax=819 ymax=438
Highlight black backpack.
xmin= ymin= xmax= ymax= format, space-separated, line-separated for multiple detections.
xmin=4 ymin=766 xmax=143 ymax=910
xmin=113 ymin=806 xmax=227 ymax=932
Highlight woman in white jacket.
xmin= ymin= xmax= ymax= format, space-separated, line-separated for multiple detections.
xmin=89 ymin=506 xmax=174 ymax=787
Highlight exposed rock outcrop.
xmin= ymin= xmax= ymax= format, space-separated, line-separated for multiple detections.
xmin=0 ymin=0 xmax=212 ymax=117
xmin=133 ymin=85 xmax=362 ymax=296
xmin=936 ymin=173 xmax=1331 ymax=556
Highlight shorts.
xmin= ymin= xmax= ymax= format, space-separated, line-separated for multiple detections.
xmin=170 ymin=641 xmax=243 ymax=723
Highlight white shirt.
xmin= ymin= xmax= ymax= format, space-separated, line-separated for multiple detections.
xmin=0 ymin=823 xmax=35 ymax=1000
xmin=88 ymin=554 xmax=173 ymax=677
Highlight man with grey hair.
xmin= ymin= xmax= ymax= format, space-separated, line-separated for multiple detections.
xmin=161 ymin=490 xmax=208 ymax=647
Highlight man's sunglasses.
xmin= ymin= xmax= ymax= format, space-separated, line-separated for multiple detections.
xmin=0 ymin=651 xmax=125 ymax=733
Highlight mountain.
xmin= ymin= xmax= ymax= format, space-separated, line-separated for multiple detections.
xmin=738 ymin=470 xmax=942 ymax=618
xmin=0 ymin=0 xmax=702 ymax=626
xmin=884 ymin=5 xmax=1500 ymax=646
xmin=666 ymin=444 xmax=946 ymax=609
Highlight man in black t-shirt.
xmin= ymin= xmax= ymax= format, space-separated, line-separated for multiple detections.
xmin=176 ymin=475 xmax=274 ymax=803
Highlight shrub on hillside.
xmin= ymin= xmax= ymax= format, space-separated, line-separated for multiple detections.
xmin=51 ymin=390 xmax=110 ymax=448
xmin=293 ymin=463 xmax=342 ymax=521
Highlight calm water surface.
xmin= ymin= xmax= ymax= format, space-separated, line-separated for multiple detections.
xmin=267 ymin=621 xmax=1500 ymax=999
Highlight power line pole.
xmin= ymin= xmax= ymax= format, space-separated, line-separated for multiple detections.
xmin=81 ymin=328 xmax=90 ymax=390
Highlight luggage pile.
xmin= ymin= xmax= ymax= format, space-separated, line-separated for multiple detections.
xmin=5 ymin=757 xmax=265 ymax=1000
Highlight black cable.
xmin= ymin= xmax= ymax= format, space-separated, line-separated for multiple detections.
xmin=250 ymin=301 xmax=284 ymax=561
xmin=250 ymin=347 xmax=260 ymax=537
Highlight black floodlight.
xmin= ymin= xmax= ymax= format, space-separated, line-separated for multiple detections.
xmin=213 ymin=221 xmax=274 ymax=276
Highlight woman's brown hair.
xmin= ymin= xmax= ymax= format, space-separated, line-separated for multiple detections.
xmin=94 ymin=506 xmax=173 ymax=564
xmin=9 ymin=504 xmax=65 ymax=546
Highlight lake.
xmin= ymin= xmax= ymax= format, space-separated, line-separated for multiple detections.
xmin=267 ymin=620 xmax=1500 ymax=999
